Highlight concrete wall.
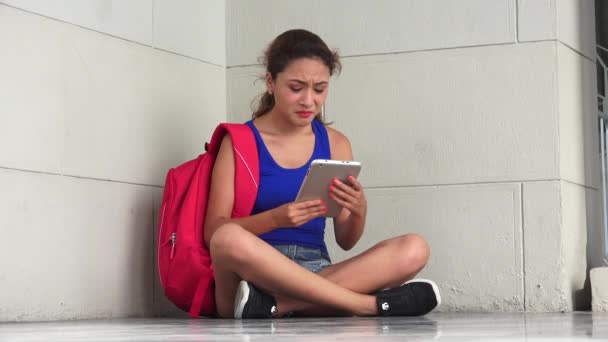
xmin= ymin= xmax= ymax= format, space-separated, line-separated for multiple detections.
xmin=227 ymin=0 xmax=599 ymax=312
xmin=0 ymin=0 xmax=600 ymax=320
xmin=0 ymin=1 xmax=224 ymax=320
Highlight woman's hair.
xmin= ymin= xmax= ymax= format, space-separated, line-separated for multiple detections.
xmin=252 ymin=29 xmax=341 ymax=122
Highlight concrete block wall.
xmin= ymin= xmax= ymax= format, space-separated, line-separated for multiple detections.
xmin=0 ymin=1 xmax=224 ymax=320
xmin=227 ymin=0 xmax=599 ymax=312
xmin=0 ymin=0 xmax=600 ymax=320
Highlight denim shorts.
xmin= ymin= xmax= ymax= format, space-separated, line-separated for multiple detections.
xmin=272 ymin=245 xmax=332 ymax=273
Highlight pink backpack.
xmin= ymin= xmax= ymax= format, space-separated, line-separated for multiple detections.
xmin=157 ymin=123 xmax=259 ymax=317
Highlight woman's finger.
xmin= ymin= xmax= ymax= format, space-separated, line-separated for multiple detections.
xmin=346 ymin=176 xmax=363 ymax=191
xmin=329 ymin=183 xmax=355 ymax=203
xmin=294 ymin=199 xmax=324 ymax=209
xmin=295 ymin=206 xmax=327 ymax=225
xmin=329 ymin=192 xmax=353 ymax=212
xmin=331 ymin=178 xmax=357 ymax=196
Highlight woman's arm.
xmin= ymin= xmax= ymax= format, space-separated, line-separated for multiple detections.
xmin=203 ymin=135 xmax=276 ymax=247
xmin=203 ymin=135 xmax=326 ymax=247
xmin=328 ymin=128 xmax=368 ymax=250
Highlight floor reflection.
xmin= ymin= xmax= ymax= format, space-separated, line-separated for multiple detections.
xmin=2 ymin=313 xmax=608 ymax=341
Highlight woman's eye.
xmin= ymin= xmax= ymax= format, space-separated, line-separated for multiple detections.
xmin=314 ymin=88 xmax=325 ymax=93
xmin=290 ymin=88 xmax=302 ymax=92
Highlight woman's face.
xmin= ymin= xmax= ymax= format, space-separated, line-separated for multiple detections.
xmin=266 ymin=57 xmax=330 ymax=126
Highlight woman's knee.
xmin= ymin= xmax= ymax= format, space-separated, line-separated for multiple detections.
xmin=392 ymin=233 xmax=431 ymax=269
xmin=209 ymin=223 xmax=256 ymax=263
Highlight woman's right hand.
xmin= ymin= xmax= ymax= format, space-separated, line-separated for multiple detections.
xmin=270 ymin=200 xmax=327 ymax=227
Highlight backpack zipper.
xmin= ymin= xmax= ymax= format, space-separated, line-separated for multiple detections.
xmin=161 ymin=232 xmax=177 ymax=260
xmin=170 ymin=232 xmax=176 ymax=259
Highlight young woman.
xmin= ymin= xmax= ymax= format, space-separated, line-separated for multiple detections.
xmin=204 ymin=29 xmax=441 ymax=319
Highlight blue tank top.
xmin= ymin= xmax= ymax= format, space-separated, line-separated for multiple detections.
xmin=246 ymin=119 xmax=331 ymax=253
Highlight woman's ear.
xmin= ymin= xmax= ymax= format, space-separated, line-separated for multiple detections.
xmin=265 ymin=72 xmax=274 ymax=94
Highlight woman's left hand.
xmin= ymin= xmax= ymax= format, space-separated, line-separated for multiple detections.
xmin=329 ymin=176 xmax=367 ymax=218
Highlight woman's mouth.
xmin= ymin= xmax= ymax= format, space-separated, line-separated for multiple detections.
xmin=296 ymin=111 xmax=314 ymax=118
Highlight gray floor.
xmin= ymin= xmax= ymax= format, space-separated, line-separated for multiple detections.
xmin=2 ymin=313 xmax=608 ymax=341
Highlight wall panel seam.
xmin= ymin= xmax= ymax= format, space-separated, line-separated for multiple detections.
xmin=558 ymin=41 xmax=594 ymax=63
xmin=1 ymin=3 xmax=223 ymax=67
xmin=554 ymin=40 xmax=562 ymax=184
xmin=561 ymin=179 xmax=598 ymax=191
xmin=226 ymin=40 xmax=559 ymax=69
xmin=514 ymin=0 xmax=519 ymax=43
xmin=0 ymin=166 xmax=164 ymax=188
xmin=520 ymin=182 xmax=526 ymax=311
xmin=364 ymin=179 xmax=565 ymax=190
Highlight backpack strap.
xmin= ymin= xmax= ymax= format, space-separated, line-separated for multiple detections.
xmin=189 ymin=123 xmax=259 ymax=318
xmin=189 ymin=274 xmax=214 ymax=318
xmin=222 ymin=123 xmax=259 ymax=191
xmin=208 ymin=123 xmax=259 ymax=217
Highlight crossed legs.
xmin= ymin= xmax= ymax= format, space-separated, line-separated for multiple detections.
xmin=209 ymin=223 xmax=430 ymax=318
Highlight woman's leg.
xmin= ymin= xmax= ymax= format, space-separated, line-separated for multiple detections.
xmin=276 ymin=233 xmax=432 ymax=316
xmin=209 ymin=222 xmax=378 ymax=318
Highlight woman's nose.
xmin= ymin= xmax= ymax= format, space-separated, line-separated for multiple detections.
xmin=300 ymin=89 xmax=314 ymax=106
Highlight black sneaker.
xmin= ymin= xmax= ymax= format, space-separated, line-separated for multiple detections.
xmin=234 ymin=280 xmax=278 ymax=319
xmin=375 ymin=279 xmax=441 ymax=316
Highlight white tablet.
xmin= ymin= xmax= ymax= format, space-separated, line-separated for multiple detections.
xmin=295 ymin=159 xmax=362 ymax=217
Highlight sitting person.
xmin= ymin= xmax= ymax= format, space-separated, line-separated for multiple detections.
xmin=204 ymin=29 xmax=441 ymax=319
